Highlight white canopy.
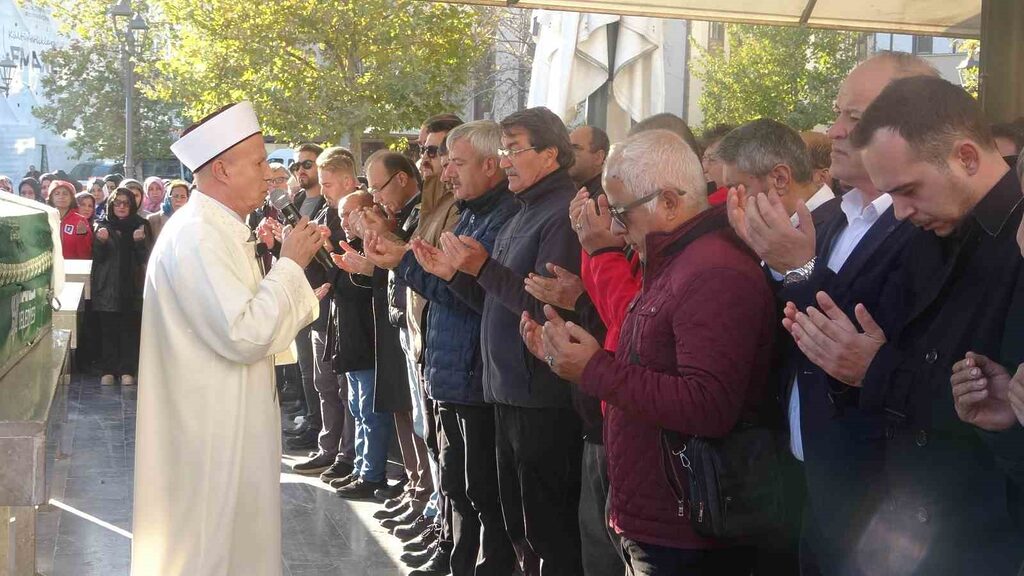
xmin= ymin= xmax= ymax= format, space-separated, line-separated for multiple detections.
xmin=458 ymin=0 xmax=982 ymax=37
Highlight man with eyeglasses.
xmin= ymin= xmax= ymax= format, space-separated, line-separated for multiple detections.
xmin=524 ymin=128 xmax=776 ymax=575
xmin=285 ymin=142 xmax=332 ymax=452
xmin=440 ymin=106 xmax=584 ymax=574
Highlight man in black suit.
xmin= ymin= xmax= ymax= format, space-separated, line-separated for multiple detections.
xmin=727 ymin=53 xmax=940 ymax=576
xmin=790 ymin=75 xmax=1024 ymax=575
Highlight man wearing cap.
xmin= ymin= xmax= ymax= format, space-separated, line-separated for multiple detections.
xmin=131 ymin=102 xmax=325 ymax=576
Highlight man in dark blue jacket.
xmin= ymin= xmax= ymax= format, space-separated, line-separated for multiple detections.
xmin=440 ymin=107 xmax=584 ymax=575
xmin=362 ymin=120 xmax=520 ymax=576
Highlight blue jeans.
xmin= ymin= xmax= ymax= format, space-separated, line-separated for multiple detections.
xmin=346 ymin=369 xmax=392 ymax=483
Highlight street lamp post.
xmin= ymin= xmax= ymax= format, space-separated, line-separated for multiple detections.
xmin=109 ymin=0 xmax=148 ymax=178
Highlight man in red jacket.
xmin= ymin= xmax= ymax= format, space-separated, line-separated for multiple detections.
xmin=524 ymin=129 xmax=776 ymax=575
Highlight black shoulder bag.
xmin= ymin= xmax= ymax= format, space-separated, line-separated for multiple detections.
xmin=660 ymin=423 xmax=786 ymax=540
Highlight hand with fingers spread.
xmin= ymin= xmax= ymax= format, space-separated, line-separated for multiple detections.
xmin=280 ymin=216 xmax=327 ymax=269
xmin=520 ymin=310 xmax=549 ymax=361
xmin=440 ymin=232 xmax=490 ymax=277
xmin=524 ymin=263 xmax=584 ymax=310
xmin=363 ymin=230 xmax=408 ymax=270
xmin=539 ymin=304 xmax=602 ymax=384
xmin=950 ymin=353 xmax=1019 ymax=431
xmin=330 ymin=240 xmax=375 ymax=276
xmin=782 ymin=291 xmax=886 ymax=387
xmin=256 ymin=217 xmax=277 ymax=249
xmin=358 ymin=206 xmax=396 ymax=236
xmin=313 ymin=282 xmax=331 ymax=301
xmin=410 ymin=238 xmax=457 ymax=281
xmin=569 ymin=188 xmax=590 ymax=224
xmin=730 ymin=188 xmax=815 ymax=272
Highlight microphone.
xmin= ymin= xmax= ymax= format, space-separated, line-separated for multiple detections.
xmin=268 ymin=189 xmax=335 ymax=271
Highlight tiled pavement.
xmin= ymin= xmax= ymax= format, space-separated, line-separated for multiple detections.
xmin=36 ymin=373 xmax=413 ymax=576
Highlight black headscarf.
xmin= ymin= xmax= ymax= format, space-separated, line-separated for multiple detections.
xmin=101 ymin=187 xmax=147 ymax=232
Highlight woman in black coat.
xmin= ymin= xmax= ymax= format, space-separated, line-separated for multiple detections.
xmin=91 ymin=187 xmax=152 ymax=386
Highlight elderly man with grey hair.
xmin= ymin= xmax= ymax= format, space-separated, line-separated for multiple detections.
xmin=360 ymin=120 xmax=520 ymax=575
xmin=526 ymin=129 xmax=776 ymax=575
xmin=718 ymin=119 xmax=841 ymax=230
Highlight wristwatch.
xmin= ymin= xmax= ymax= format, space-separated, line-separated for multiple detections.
xmin=783 ymin=257 xmax=816 ymax=286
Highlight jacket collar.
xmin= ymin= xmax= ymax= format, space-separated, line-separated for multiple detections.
xmin=516 ymin=168 xmax=573 ymax=206
xmin=642 ymin=205 xmax=731 ymax=281
xmin=458 ymin=180 xmax=510 ymax=214
xmin=582 ymin=173 xmax=604 ymax=197
xmin=396 ymin=191 xmax=422 ymax=225
xmin=969 ymin=169 xmax=1022 ymax=237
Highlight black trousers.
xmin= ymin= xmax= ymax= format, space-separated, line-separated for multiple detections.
xmin=494 ymin=404 xmax=583 ymax=576
xmin=97 ymin=310 xmax=141 ymax=376
xmin=621 ymin=539 xmax=755 ymax=576
xmin=438 ymin=402 xmax=514 ymax=576
xmin=579 ymin=440 xmax=624 ymax=576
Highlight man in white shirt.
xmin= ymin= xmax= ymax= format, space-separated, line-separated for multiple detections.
xmin=131 ymin=102 xmax=325 ymax=576
xmin=726 ymin=54 xmax=940 ymax=576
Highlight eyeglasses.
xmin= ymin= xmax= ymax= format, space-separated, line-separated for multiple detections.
xmin=367 ymin=171 xmax=399 ymax=196
xmin=608 ymin=189 xmax=686 ymax=229
xmin=111 ymin=200 xmax=130 ymax=208
xmin=291 ymin=159 xmax=315 ymax=171
xmin=497 ymin=146 xmax=536 ymax=159
xmin=266 ymin=176 xmax=289 ymax=185
xmin=420 ymin=145 xmax=440 ymax=158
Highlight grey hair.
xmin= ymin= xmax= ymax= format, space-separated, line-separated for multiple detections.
xmin=268 ymin=162 xmax=289 ymax=176
xmin=446 ymin=120 xmax=502 ymax=160
xmin=865 ymin=51 xmax=940 ymax=79
xmin=717 ymin=119 xmax=813 ymax=184
xmin=603 ymin=129 xmax=706 ymax=214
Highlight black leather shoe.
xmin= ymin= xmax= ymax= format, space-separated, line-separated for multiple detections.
xmin=282 ymin=421 xmax=309 ymax=437
xmin=374 ymin=479 xmax=406 ymax=500
xmin=292 ymin=451 xmax=334 ymax=475
xmin=336 ymin=478 xmax=386 ymax=500
xmin=285 ymin=428 xmax=318 ymax=450
xmin=402 ymin=538 xmax=438 ymax=567
xmin=283 ymin=402 xmax=307 ymax=418
xmin=382 ymin=491 xmax=410 ymax=511
xmin=320 ymin=459 xmax=354 ymax=483
xmin=329 ymin=472 xmax=360 ymax=490
xmin=373 ymin=499 xmax=412 ymax=521
xmin=381 ymin=503 xmax=424 ymax=531
xmin=403 ymin=523 xmax=439 ymax=554
xmin=394 ymin=514 xmax=434 ymax=541
xmin=409 ymin=540 xmax=453 ymax=575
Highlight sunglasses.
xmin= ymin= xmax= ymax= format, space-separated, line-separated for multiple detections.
xmin=608 ymin=189 xmax=686 ymax=229
xmin=420 ymin=145 xmax=440 ymax=158
xmin=290 ymin=159 xmax=315 ymax=171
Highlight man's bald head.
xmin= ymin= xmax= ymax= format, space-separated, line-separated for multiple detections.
xmin=339 ymin=190 xmax=376 ymax=240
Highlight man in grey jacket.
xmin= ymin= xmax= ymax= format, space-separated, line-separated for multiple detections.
xmin=444 ymin=107 xmax=584 ymax=575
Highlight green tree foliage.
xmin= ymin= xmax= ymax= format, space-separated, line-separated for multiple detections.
xmin=31 ymin=0 xmax=180 ymax=163
xmin=148 ymin=0 xmax=491 ymax=157
xmin=693 ymin=24 xmax=862 ymax=130
xmin=956 ymin=39 xmax=980 ymax=98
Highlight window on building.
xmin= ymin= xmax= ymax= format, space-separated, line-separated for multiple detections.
xmin=708 ymin=22 xmax=725 ymax=52
xmin=932 ymin=37 xmax=954 ymax=54
xmin=875 ymin=33 xmax=892 ymax=51
xmin=891 ymin=34 xmax=913 ymax=53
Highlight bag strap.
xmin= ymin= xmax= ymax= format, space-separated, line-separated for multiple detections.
xmin=660 ymin=429 xmax=691 ymax=518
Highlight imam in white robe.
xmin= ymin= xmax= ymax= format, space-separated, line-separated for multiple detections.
xmin=131 ymin=191 xmax=317 ymax=576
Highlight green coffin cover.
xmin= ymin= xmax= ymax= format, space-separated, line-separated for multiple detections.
xmin=0 ymin=200 xmax=54 ymax=378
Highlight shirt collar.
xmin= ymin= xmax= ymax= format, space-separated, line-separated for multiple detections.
xmin=840 ymin=188 xmax=893 ymax=225
xmin=790 ymin=184 xmax=836 ymax=226
xmin=192 ymin=190 xmax=252 ymax=242
xmin=970 ymin=169 xmax=1023 ymax=237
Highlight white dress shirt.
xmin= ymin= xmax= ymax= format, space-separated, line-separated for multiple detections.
xmin=789 ymin=189 xmax=893 ymax=461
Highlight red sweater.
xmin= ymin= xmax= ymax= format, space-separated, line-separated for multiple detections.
xmin=580 ymin=206 xmax=775 ymax=550
xmin=581 ymin=248 xmax=640 ymax=351
xmin=59 ymin=210 xmax=93 ymax=260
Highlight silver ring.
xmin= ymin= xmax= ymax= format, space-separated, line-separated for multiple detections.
xmin=545 ymin=355 xmax=554 ymax=367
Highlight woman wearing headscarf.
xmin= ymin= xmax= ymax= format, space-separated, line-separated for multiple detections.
xmin=92 ymin=187 xmax=152 ymax=386
xmin=18 ymin=177 xmax=43 ymax=202
xmin=87 ymin=177 xmax=108 ymax=218
xmin=141 ymin=176 xmax=166 ymax=216
xmin=146 ymin=180 xmax=190 ymax=240
xmin=76 ymin=191 xmax=97 ymax=222
xmin=46 ymin=180 xmax=94 ymax=260
xmin=120 ymin=178 xmax=147 ymax=217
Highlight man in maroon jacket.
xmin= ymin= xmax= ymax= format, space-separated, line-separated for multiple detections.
xmin=524 ymin=129 xmax=776 ymax=575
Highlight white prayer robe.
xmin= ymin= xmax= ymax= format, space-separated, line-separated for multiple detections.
xmin=131 ymin=191 xmax=317 ymax=576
